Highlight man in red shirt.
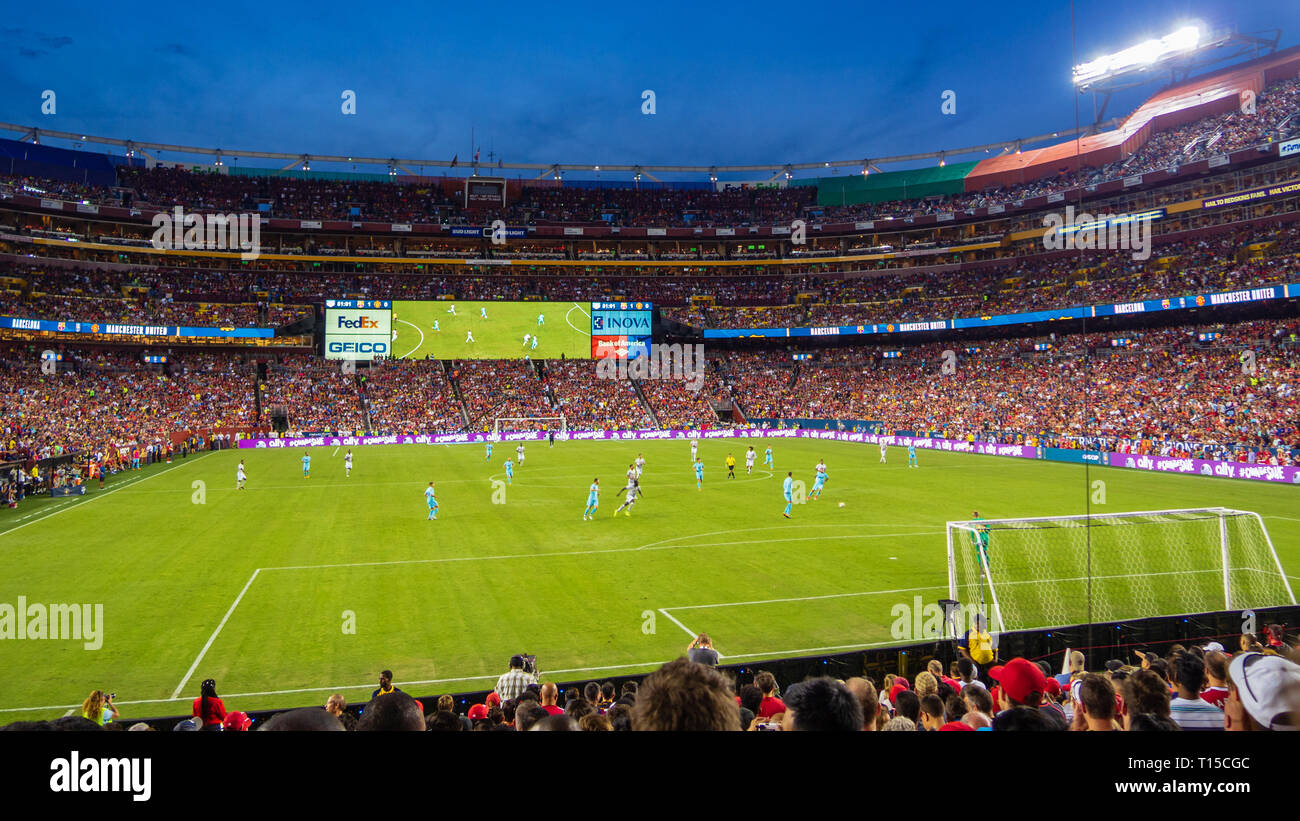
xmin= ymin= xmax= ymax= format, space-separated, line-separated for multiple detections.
xmin=539 ymin=682 xmax=565 ymax=716
xmin=1202 ymin=650 xmax=1231 ymax=709
xmin=754 ymin=671 xmax=786 ymax=719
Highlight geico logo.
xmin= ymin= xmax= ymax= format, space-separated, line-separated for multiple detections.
xmin=336 ymin=315 xmax=380 ymax=329
xmin=328 ymin=342 xmax=389 ymax=353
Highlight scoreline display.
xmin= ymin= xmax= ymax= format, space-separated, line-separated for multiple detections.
xmin=591 ymin=301 xmax=652 ymax=359
xmin=324 ymin=299 xmax=393 ymax=360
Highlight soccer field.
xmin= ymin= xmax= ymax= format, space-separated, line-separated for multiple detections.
xmin=391 ymin=300 xmax=591 ymax=360
xmin=1 ymin=438 xmax=1297 ymax=722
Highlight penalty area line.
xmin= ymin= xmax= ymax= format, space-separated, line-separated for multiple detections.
xmin=171 ymin=568 xmax=261 ymax=700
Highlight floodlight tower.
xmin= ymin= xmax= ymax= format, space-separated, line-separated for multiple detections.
xmin=1073 ymin=24 xmax=1280 ymax=125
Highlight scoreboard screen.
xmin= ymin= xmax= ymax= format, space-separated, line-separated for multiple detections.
xmin=387 ymin=300 xmax=653 ymax=360
xmin=324 ymin=299 xmax=393 ymax=360
xmin=590 ymin=301 xmax=652 ymax=359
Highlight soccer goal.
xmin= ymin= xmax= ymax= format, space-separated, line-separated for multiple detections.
xmin=946 ymin=508 xmax=1296 ymax=635
xmin=492 ymin=415 xmax=567 ymax=435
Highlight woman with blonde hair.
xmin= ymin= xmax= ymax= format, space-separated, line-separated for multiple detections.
xmin=914 ymin=671 xmax=939 ymax=699
xmin=81 ymin=690 xmax=119 ymax=726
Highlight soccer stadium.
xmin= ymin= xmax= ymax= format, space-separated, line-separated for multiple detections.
xmin=1 ymin=5 xmax=1299 ymax=784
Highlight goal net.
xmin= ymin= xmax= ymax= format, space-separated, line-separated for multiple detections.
xmin=947 ymin=508 xmax=1295 ymax=635
xmin=492 ymin=415 xmax=567 ymax=435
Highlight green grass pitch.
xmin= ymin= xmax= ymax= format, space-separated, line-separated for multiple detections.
xmin=391 ymin=300 xmax=591 ymax=360
xmin=1 ymin=438 xmax=1297 ymax=723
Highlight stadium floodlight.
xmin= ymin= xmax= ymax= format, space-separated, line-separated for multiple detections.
xmin=1073 ymin=25 xmax=1200 ymax=87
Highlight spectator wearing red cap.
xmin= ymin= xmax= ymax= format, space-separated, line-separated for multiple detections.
xmin=990 ymin=658 xmax=1066 ymax=730
xmin=222 ymin=711 xmax=252 ymax=732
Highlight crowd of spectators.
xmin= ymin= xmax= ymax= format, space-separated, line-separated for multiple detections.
xmin=1 ymin=312 xmax=1294 ymax=466
xmin=13 ymin=625 xmax=1296 ymax=732
xmin=0 ymin=347 xmax=258 ymax=465
xmin=360 ymin=358 xmax=464 ymax=434
xmin=261 ymin=355 xmax=365 ymax=433
xmin=723 ymin=318 xmax=1300 ymax=463
xmin=6 ymin=78 xmax=1295 ymax=233
xmin=455 ymin=359 xmax=555 ymax=429
xmin=543 ymin=359 xmax=654 ymax=430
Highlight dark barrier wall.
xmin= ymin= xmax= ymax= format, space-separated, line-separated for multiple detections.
xmin=125 ymin=605 xmax=1298 ymax=729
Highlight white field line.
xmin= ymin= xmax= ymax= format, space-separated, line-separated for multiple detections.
xmin=260 ymin=530 xmax=942 ymax=572
xmin=170 ymin=569 xmax=262 ymax=699
xmin=656 ymin=567 xmax=1249 ymax=619
xmin=0 ymin=453 xmax=213 ymax=540
xmin=5 ymin=659 xmax=680 ymax=715
xmin=161 ymin=525 xmax=940 ymax=707
xmin=657 ymin=608 xmax=700 ymax=640
xmin=564 ymin=303 xmax=591 ymax=338
xmin=395 ymin=317 xmax=426 ymax=359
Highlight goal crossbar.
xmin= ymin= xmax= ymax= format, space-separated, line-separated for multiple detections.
xmin=946 ymin=507 xmax=1295 ymax=636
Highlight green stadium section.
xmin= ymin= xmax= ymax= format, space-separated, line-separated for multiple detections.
xmin=793 ymin=161 xmax=977 ymax=206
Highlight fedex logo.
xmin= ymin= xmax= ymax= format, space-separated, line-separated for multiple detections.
xmin=336 ymin=315 xmax=380 ymax=329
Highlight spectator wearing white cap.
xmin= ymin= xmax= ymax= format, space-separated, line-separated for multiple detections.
xmin=1225 ymin=653 xmax=1300 ymax=731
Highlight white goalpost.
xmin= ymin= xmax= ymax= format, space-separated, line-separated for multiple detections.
xmin=946 ymin=507 xmax=1296 ymax=636
xmin=492 ymin=415 xmax=567 ymax=435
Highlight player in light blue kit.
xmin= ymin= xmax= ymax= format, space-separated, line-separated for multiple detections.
xmin=504 ymin=458 xmax=514 ymax=484
xmin=301 ymin=450 xmax=311 ymax=479
xmin=432 ymin=319 xmax=440 ymax=332
xmin=782 ymin=471 xmax=794 ymax=518
xmin=810 ymin=459 xmax=828 ymax=500
xmin=764 ymin=446 xmax=773 ymax=469
xmin=583 ymin=478 xmax=600 ymax=520
xmin=530 ymin=336 xmax=539 ymax=352
xmin=480 ymin=306 xmax=488 ymax=320
xmin=485 ymin=440 xmax=493 ymax=460
xmin=694 ymin=459 xmax=704 ymax=490
xmin=537 ymin=313 xmax=545 ymax=327
xmin=908 ymin=444 xmax=918 ymax=468
xmin=425 ymin=482 xmax=438 ymax=520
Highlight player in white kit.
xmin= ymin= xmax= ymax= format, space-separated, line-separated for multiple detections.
xmin=236 ymin=460 xmax=247 ymax=490
xmin=880 ymin=441 xmax=887 ymax=463
xmin=745 ymin=446 xmax=756 ymax=474
xmin=634 ymin=454 xmax=646 ymax=478
xmin=345 ymin=449 xmax=353 ymax=477
xmin=516 ymin=443 xmax=525 ymax=464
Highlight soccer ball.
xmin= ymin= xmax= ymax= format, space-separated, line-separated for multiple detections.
xmin=838 ymin=502 xmax=846 ymax=508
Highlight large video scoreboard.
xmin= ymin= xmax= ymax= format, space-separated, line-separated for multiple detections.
xmin=589 ymin=301 xmax=652 ymax=359
xmin=381 ymin=299 xmax=653 ymax=360
xmin=323 ymin=299 xmax=393 ymax=360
